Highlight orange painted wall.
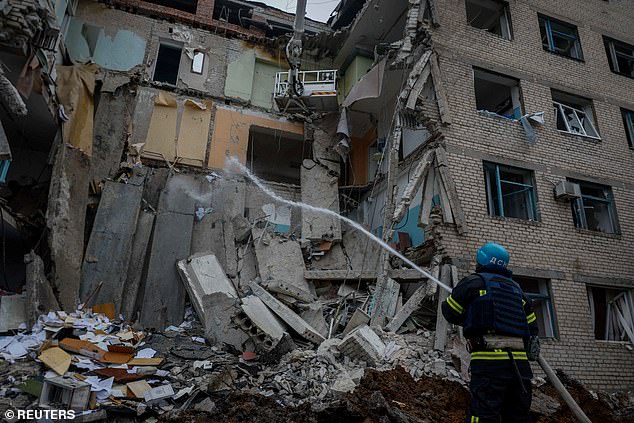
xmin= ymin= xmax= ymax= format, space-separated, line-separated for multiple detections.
xmin=348 ymin=127 xmax=377 ymax=185
xmin=208 ymin=106 xmax=304 ymax=169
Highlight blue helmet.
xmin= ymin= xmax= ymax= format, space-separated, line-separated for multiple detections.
xmin=476 ymin=242 xmax=509 ymax=270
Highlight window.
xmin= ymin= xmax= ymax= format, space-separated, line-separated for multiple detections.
xmin=570 ymin=179 xmax=619 ymax=234
xmin=246 ymin=126 xmax=312 ymax=185
xmin=587 ymin=286 xmax=634 ymax=342
xmin=465 ymin=0 xmax=512 ymax=40
xmin=538 ymin=15 xmax=583 ymax=60
xmin=552 ymin=91 xmax=600 ymax=139
xmin=474 ymin=68 xmax=522 ymax=119
xmin=515 ymin=276 xmax=557 ymax=338
xmin=483 ymin=162 xmax=538 ymax=220
xmin=604 ymin=36 xmax=634 ymax=78
xmin=153 ymin=42 xmax=182 ymax=85
xmin=191 ymin=50 xmax=204 ymax=74
xmin=622 ymin=108 xmax=634 ymax=148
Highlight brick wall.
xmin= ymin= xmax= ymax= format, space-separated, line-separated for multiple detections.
xmin=428 ymin=0 xmax=634 ymax=390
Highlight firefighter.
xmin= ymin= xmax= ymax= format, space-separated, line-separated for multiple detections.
xmin=442 ymin=242 xmax=540 ymax=423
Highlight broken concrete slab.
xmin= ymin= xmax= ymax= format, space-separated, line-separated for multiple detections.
xmin=310 ymin=243 xmax=348 ymax=270
xmin=341 ymin=225 xmax=382 ymax=273
xmin=342 ymin=308 xmax=370 ymax=337
xmin=386 ymin=280 xmax=434 ymax=333
xmin=139 ymin=173 xmax=196 ymax=329
xmin=338 ymin=325 xmax=386 ymax=366
xmin=249 ymin=282 xmax=325 ymax=345
xmin=24 ymin=251 xmax=59 ymax=326
xmin=253 ymin=227 xmax=313 ymax=294
xmin=264 ymin=281 xmax=314 ymax=303
xmin=299 ymin=303 xmax=329 ymax=339
xmin=232 ymin=215 xmax=251 ymax=243
xmin=121 ymin=209 xmax=155 ymax=321
xmin=301 ymin=127 xmax=341 ymax=242
xmin=202 ymin=292 xmax=249 ymax=350
xmin=90 ymin=89 xmax=134 ymax=184
xmin=236 ymin=244 xmax=258 ymax=291
xmin=234 ymin=295 xmax=287 ymax=351
xmin=304 ymin=269 xmax=426 ymax=281
xmin=0 ymin=294 xmax=27 ymax=332
xmin=46 ymin=145 xmax=90 ymax=311
xmin=176 ymin=252 xmax=238 ymax=327
xmin=80 ymin=174 xmax=145 ymax=314
xmin=369 ymin=277 xmax=400 ymax=327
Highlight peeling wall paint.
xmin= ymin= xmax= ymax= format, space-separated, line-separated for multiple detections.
xmin=66 ymin=17 xmax=146 ymax=71
xmin=209 ymin=105 xmax=303 ymax=169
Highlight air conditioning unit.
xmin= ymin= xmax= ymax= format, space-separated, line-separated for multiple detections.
xmin=554 ymin=181 xmax=581 ymax=201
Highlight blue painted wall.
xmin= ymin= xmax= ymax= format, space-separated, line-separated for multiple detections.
xmin=66 ymin=18 xmax=146 ymax=71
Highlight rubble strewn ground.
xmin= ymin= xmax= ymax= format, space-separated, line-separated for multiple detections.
xmin=1 ymin=306 xmax=632 ymax=422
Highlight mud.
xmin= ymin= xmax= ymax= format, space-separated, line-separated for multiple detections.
xmin=162 ymin=367 xmax=633 ymax=423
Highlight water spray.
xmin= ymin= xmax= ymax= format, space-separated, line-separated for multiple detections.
xmin=226 ymin=156 xmax=453 ymax=293
xmin=226 ymin=157 xmax=593 ymax=422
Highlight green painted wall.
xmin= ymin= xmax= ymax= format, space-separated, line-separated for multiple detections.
xmin=343 ymin=56 xmax=373 ymax=97
xmin=224 ymin=50 xmax=256 ymax=102
xmin=251 ymin=60 xmax=282 ymax=109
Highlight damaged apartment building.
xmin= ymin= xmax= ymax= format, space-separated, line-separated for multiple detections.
xmin=0 ymin=0 xmax=633 ymax=399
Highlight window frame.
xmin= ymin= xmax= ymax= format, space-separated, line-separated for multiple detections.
xmin=621 ymin=108 xmax=634 ymax=149
xmin=569 ymin=179 xmax=619 ymax=234
xmin=153 ymin=40 xmax=183 ymax=85
xmin=604 ymin=36 xmax=634 ymax=79
xmin=538 ymin=15 xmax=584 ymax=61
xmin=515 ymin=276 xmax=557 ymax=338
xmin=465 ymin=0 xmax=513 ymax=40
xmin=587 ymin=286 xmax=634 ymax=342
xmin=473 ymin=67 xmax=523 ymax=119
xmin=483 ymin=162 xmax=539 ymax=221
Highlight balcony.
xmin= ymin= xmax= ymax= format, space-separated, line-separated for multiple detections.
xmin=274 ymin=70 xmax=339 ymax=112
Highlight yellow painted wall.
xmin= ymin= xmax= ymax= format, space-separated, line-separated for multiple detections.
xmin=208 ymin=106 xmax=304 ymax=169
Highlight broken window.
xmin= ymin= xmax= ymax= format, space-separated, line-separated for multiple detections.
xmin=587 ymin=286 xmax=634 ymax=343
xmin=146 ymin=0 xmax=198 ymax=14
xmin=246 ymin=126 xmax=312 ymax=185
xmin=153 ymin=42 xmax=182 ymax=85
xmin=191 ymin=50 xmax=204 ymax=74
xmin=604 ymin=36 xmax=634 ymax=78
xmin=465 ymin=0 xmax=512 ymax=39
xmin=570 ymin=179 xmax=619 ymax=234
xmin=622 ymin=108 xmax=634 ymax=149
xmin=515 ymin=276 xmax=557 ymax=338
xmin=474 ymin=68 xmax=522 ymax=119
xmin=538 ymin=15 xmax=583 ymax=60
xmin=483 ymin=162 xmax=538 ymax=220
xmin=552 ymin=91 xmax=600 ymax=139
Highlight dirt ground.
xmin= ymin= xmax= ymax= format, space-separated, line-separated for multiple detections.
xmin=163 ymin=367 xmax=633 ymax=423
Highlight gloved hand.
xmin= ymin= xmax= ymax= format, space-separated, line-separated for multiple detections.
xmin=527 ymin=335 xmax=540 ymax=361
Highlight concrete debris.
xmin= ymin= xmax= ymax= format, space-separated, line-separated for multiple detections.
xmin=249 ymin=282 xmax=325 ymax=345
xmin=338 ymin=325 xmax=386 ymax=366
xmin=0 ymin=294 xmax=26 ymax=332
xmin=24 ymin=251 xmax=59 ymax=326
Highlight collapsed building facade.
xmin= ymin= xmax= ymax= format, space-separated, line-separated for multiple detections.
xmin=0 ymin=0 xmax=632 ymax=401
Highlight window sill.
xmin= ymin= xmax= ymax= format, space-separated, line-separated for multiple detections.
xmin=542 ymin=48 xmax=585 ymax=63
xmin=594 ymin=339 xmax=633 ymax=346
xmin=488 ymin=215 xmax=542 ymax=226
xmin=574 ymin=228 xmax=621 ymax=239
xmin=556 ymin=130 xmax=602 ymax=142
xmin=467 ymin=26 xmax=513 ymax=42
xmin=610 ymin=70 xmax=634 ymax=80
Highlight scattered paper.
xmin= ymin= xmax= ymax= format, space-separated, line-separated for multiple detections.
xmin=127 ymin=380 xmax=152 ymax=398
xmin=193 ymin=360 xmax=212 ymax=370
xmin=84 ymin=376 xmax=114 ymax=401
xmin=135 ymin=348 xmax=157 ymax=359
xmin=191 ymin=337 xmax=205 ymax=344
xmin=173 ymin=386 xmax=194 ymax=400
xmin=144 ymin=384 xmax=175 ymax=403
